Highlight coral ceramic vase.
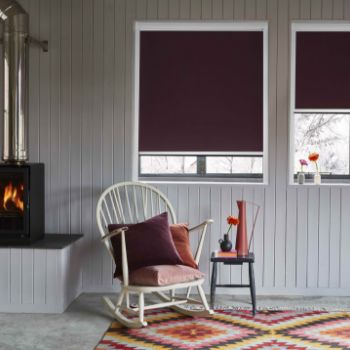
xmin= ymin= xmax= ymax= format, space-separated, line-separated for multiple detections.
xmin=235 ymin=200 xmax=249 ymax=256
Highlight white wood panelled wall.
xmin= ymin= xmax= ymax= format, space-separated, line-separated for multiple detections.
xmin=1 ymin=0 xmax=350 ymax=301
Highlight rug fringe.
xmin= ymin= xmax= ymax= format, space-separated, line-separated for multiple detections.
xmin=184 ymin=304 xmax=350 ymax=312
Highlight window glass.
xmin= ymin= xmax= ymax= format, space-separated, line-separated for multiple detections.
xmin=206 ymin=156 xmax=263 ymax=174
xmin=140 ymin=156 xmax=197 ymax=174
xmin=294 ymin=113 xmax=350 ymax=175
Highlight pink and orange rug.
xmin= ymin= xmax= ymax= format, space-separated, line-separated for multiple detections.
xmin=96 ymin=308 xmax=350 ymax=349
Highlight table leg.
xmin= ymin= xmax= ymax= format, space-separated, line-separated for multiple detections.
xmin=249 ymin=262 xmax=256 ymax=316
xmin=210 ymin=262 xmax=217 ymax=308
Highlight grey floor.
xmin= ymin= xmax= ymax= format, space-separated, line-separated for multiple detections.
xmin=0 ymin=293 xmax=349 ymax=350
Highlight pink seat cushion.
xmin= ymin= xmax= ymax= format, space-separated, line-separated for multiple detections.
xmin=128 ymin=265 xmax=204 ymax=286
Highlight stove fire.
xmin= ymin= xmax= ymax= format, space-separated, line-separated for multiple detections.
xmin=3 ymin=182 xmax=24 ymax=212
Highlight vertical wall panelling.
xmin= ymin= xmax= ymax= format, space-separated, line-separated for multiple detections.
xmin=202 ymin=0 xmax=212 ymax=19
xmin=329 ymin=188 xmax=341 ymax=288
xmin=180 ymin=0 xmax=191 ymax=18
xmin=0 ymin=250 xmax=9 ymax=303
xmin=10 ymin=250 xmax=21 ymax=304
xmin=253 ymin=187 xmax=265 ymax=288
xmin=223 ymin=0 xmax=234 ymax=19
xmin=91 ymin=0 xmax=104 ymax=286
xmin=81 ymin=0 xmax=94 ymax=289
xmin=318 ymin=187 xmax=330 ymax=288
xmin=169 ymin=0 xmax=180 ymax=19
xmin=190 ymin=0 xmax=202 ymax=18
xmin=49 ymin=0 xmax=61 ymax=233
xmin=39 ymin=0 xmax=51 ymax=232
xmin=114 ymin=0 xmax=126 ymax=183
xmin=296 ymin=188 xmax=308 ymax=288
xmin=322 ymin=0 xmax=333 ymax=18
xmin=274 ymin=0 xmax=288 ymax=288
xmin=300 ymin=0 xmax=311 ymax=18
xmin=263 ymin=0 xmax=277 ymax=288
xmin=123 ymin=0 xmax=136 ymax=180
xmin=212 ymin=0 xmax=224 ymax=18
xmin=285 ymin=187 xmax=297 ymax=288
xmin=102 ymin=0 xmax=115 ymax=286
xmin=311 ymin=0 xmax=322 ymax=18
xmin=333 ymin=0 xmax=344 ymax=18
xmin=28 ymin=0 xmax=40 ymax=162
xmin=307 ymin=187 xmax=319 ymax=288
xmin=59 ymin=0 xmax=72 ymax=234
xmin=3 ymin=0 xmax=350 ymax=299
xmin=234 ymin=0 xmax=245 ymax=18
xmin=33 ymin=250 xmax=46 ymax=304
xmin=158 ymin=0 xmax=170 ymax=19
xmin=340 ymin=187 xmax=350 ymax=287
xmin=21 ymin=249 xmax=33 ymax=304
xmin=71 ymin=0 xmax=83 ymax=235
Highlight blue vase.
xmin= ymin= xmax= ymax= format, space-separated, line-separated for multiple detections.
xmin=219 ymin=233 xmax=232 ymax=252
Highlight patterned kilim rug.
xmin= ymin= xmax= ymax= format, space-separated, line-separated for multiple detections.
xmin=95 ymin=308 xmax=350 ymax=349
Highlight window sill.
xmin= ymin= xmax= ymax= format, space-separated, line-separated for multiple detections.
xmin=289 ymin=182 xmax=350 ymax=187
xmin=140 ymin=178 xmax=268 ymax=186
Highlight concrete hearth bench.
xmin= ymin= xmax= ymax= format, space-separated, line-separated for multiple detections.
xmin=0 ymin=234 xmax=83 ymax=313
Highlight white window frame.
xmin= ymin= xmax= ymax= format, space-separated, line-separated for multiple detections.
xmin=132 ymin=21 xmax=269 ymax=184
xmin=289 ymin=22 xmax=350 ymax=184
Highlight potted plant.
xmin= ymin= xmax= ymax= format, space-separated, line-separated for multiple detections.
xmin=298 ymin=159 xmax=308 ymax=184
xmin=309 ymin=152 xmax=321 ymax=184
xmin=219 ymin=215 xmax=239 ymax=252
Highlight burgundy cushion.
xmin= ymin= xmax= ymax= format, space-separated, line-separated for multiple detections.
xmin=108 ymin=212 xmax=183 ymax=277
xmin=128 ymin=265 xmax=204 ymax=286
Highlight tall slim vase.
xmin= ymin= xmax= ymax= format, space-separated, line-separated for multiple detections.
xmin=235 ymin=200 xmax=249 ymax=256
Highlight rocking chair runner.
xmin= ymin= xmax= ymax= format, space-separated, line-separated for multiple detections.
xmin=96 ymin=181 xmax=214 ymax=328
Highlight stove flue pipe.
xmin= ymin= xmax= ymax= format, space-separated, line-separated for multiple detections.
xmin=0 ymin=0 xmax=47 ymax=163
xmin=0 ymin=0 xmax=29 ymax=163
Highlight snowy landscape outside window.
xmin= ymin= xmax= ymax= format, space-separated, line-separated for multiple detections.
xmin=139 ymin=155 xmax=263 ymax=179
xmin=294 ymin=113 xmax=350 ymax=178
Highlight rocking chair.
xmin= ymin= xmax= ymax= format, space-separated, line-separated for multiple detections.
xmin=96 ymin=181 xmax=214 ymax=328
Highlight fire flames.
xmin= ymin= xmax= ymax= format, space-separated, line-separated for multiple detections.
xmin=3 ymin=182 xmax=24 ymax=212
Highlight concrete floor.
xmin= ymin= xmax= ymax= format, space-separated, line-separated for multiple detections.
xmin=0 ymin=293 xmax=350 ymax=350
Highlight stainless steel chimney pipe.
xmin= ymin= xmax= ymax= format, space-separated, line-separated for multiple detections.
xmin=0 ymin=0 xmax=28 ymax=163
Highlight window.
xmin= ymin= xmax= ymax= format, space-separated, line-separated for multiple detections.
xmin=290 ymin=24 xmax=350 ymax=182
xmin=134 ymin=22 xmax=268 ymax=182
xmin=139 ymin=154 xmax=263 ymax=178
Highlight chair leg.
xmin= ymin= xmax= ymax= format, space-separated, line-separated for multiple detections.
xmin=103 ymin=289 xmax=146 ymax=328
xmin=197 ymin=285 xmax=214 ymax=314
xmin=125 ymin=292 xmax=130 ymax=309
xmin=138 ymin=292 xmax=147 ymax=326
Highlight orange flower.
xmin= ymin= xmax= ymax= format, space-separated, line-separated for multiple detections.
xmin=227 ymin=216 xmax=240 ymax=226
xmin=308 ymin=152 xmax=319 ymax=162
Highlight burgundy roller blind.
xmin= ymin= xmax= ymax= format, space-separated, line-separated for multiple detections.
xmin=296 ymin=32 xmax=350 ymax=109
xmin=139 ymin=31 xmax=264 ymax=153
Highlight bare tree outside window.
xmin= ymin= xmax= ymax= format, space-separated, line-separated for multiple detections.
xmin=294 ymin=113 xmax=350 ymax=175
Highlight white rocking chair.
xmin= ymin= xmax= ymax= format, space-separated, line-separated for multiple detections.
xmin=96 ymin=181 xmax=214 ymax=328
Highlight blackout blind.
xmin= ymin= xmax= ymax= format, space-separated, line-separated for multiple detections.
xmin=138 ymin=31 xmax=264 ymax=153
xmin=296 ymin=31 xmax=350 ymax=109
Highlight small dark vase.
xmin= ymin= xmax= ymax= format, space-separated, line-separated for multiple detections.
xmin=219 ymin=233 xmax=232 ymax=252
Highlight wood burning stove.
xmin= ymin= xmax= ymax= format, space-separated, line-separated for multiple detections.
xmin=0 ymin=163 xmax=44 ymax=244
xmin=0 ymin=1 xmax=48 ymax=245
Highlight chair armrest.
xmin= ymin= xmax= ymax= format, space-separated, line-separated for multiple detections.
xmin=189 ymin=219 xmax=214 ymax=264
xmin=188 ymin=219 xmax=214 ymax=233
xmin=101 ymin=227 xmax=130 ymax=286
xmin=101 ymin=226 xmax=129 ymax=241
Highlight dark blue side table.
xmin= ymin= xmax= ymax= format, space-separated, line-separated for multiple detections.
xmin=210 ymin=251 xmax=256 ymax=315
